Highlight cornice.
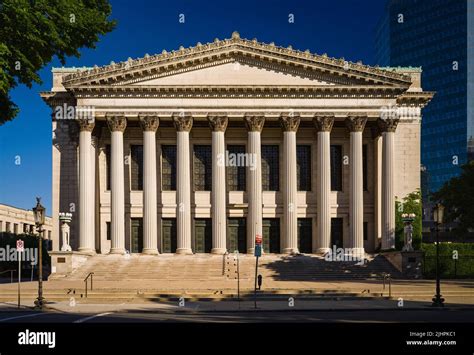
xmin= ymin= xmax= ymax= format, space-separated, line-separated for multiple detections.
xmin=396 ymin=91 xmax=435 ymax=107
xmin=39 ymin=91 xmax=76 ymax=108
xmin=60 ymin=32 xmax=412 ymax=88
xmin=64 ymin=85 xmax=408 ymax=99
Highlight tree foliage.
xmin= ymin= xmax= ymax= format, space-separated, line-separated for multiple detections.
xmin=433 ymin=162 xmax=474 ymax=233
xmin=0 ymin=0 xmax=116 ymax=124
xmin=395 ymin=189 xmax=422 ymax=250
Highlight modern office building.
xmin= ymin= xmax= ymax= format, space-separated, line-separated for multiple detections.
xmin=40 ymin=33 xmax=432 ymax=273
xmin=375 ymin=0 xmax=474 ymax=196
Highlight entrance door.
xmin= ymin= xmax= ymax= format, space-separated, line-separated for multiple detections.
xmin=131 ymin=218 xmax=143 ymax=253
xmin=194 ymin=219 xmax=212 ymax=253
xmin=298 ymin=218 xmax=312 ymax=253
xmin=162 ymin=218 xmax=177 ymax=253
xmin=263 ymin=218 xmax=280 ymax=253
xmin=331 ymin=218 xmax=344 ymax=249
xmin=227 ymin=218 xmax=247 ymax=253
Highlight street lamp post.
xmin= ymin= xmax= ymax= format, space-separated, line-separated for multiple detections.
xmin=432 ymin=203 xmax=445 ymax=307
xmin=33 ymin=197 xmax=46 ymax=310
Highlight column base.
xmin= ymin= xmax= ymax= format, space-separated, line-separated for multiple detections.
xmin=142 ymin=248 xmax=159 ymax=255
xmin=247 ymin=248 xmax=255 ymax=255
xmin=282 ymin=248 xmax=299 ymax=255
xmin=77 ymin=248 xmax=96 ymax=256
xmin=109 ymin=248 xmax=126 ymax=255
xmin=175 ymin=248 xmax=193 ymax=255
xmin=211 ymin=248 xmax=227 ymax=255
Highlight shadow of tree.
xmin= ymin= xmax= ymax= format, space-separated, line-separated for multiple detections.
xmin=262 ymin=254 xmax=403 ymax=281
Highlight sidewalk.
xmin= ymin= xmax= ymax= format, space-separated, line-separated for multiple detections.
xmin=2 ymin=278 xmax=474 ymax=293
xmin=2 ymin=298 xmax=474 ymax=314
xmin=1 ymin=279 xmax=473 ymax=307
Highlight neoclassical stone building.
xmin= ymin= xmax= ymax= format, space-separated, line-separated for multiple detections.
xmin=41 ymin=32 xmax=433 ymax=258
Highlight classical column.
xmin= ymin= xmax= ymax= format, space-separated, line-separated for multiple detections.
xmin=91 ymin=134 xmax=99 ymax=252
xmin=280 ymin=113 xmax=300 ymax=254
xmin=208 ymin=115 xmax=228 ymax=254
xmin=314 ymin=114 xmax=334 ymax=254
xmin=372 ymin=126 xmax=383 ymax=250
xmin=107 ymin=115 xmax=127 ymax=254
xmin=345 ymin=116 xmax=367 ymax=256
xmin=378 ymin=118 xmax=399 ymax=250
xmin=173 ymin=113 xmax=193 ymax=254
xmin=140 ymin=115 xmax=159 ymax=254
xmin=78 ymin=118 xmax=95 ymax=254
xmin=244 ymin=114 xmax=265 ymax=254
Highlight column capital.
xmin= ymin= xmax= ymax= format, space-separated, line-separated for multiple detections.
xmin=106 ymin=115 xmax=127 ymax=132
xmin=139 ymin=115 xmax=160 ymax=132
xmin=377 ymin=118 xmax=399 ymax=133
xmin=173 ymin=113 xmax=193 ymax=132
xmin=279 ymin=113 xmax=300 ymax=132
xmin=207 ymin=115 xmax=228 ymax=132
xmin=345 ymin=116 xmax=367 ymax=132
xmin=313 ymin=114 xmax=335 ymax=132
xmin=77 ymin=118 xmax=95 ymax=132
xmin=244 ymin=114 xmax=265 ymax=132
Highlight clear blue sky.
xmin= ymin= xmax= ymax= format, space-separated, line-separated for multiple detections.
xmin=0 ymin=0 xmax=385 ymax=214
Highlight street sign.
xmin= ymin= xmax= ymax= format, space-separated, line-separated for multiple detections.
xmin=255 ymin=234 xmax=262 ymax=245
xmin=254 ymin=244 xmax=262 ymax=257
xmin=16 ymin=239 xmax=24 ymax=252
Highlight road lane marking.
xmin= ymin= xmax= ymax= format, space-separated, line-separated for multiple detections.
xmin=0 ymin=313 xmax=46 ymax=322
xmin=73 ymin=312 xmax=113 ymax=323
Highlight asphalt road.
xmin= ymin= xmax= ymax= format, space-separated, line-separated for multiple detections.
xmin=0 ymin=308 xmax=473 ymax=323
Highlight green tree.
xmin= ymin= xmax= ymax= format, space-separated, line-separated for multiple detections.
xmin=395 ymin=189 xmax=422 ymax=250
xmin=433 ymin=162 xmax=474 ymax=234
xmin=0 ymin=0 xmax=116 ymax=124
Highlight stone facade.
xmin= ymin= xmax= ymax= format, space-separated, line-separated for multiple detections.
xmin=41 ymin=33 xmax=433 ymax=257
xmin=0 ymin=203 xmax=53 ymax=240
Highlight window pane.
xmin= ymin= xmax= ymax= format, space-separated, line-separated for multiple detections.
xmin=193 ymin=145 xmax=212 ymax=191
xmin=130 ymin=145 xmax=143 ymax=190
xmin=297 ymin=145 xmax=311 ymax=191
xmin=226 ymin=145 xmax=246 ymax=191
xmin=262 ymin=145 xmax=279 ymax=191
xmin=106 ymin=222 xmax=111 ymax=241
xmin=162 ymin=218 xmax=177 ymax=253
xmin=162 ymin=145 xmax=177 ymax=191
xmin=330 ymin=145 xmax=342 ymax=191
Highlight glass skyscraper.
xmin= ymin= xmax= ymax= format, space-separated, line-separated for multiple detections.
xmin=375 ymin=0 xmax=473 ymax=196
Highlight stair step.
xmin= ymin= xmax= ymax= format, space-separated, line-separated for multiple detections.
xmin=50 ymin=253 xmax=402 ymax=282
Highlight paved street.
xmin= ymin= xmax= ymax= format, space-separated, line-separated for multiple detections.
xmin=0 ymin=307 xmax=473 ymax=323
xmin=0 ymin=297 xmax=474 ymax=323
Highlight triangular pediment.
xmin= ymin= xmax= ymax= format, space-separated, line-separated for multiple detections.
xmin=61 ymin=32 xmax=413 ymax=89
xmin=131 ymin=62 xmax=337 ymax=86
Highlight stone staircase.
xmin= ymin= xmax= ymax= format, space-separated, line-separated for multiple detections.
xmin=225 ymin=253 xmax=402 ymax=281
xmin=52 ymin=253 xmax=402 ymax=283
xmin=58 ymin=254 xmax=226 ymax=282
